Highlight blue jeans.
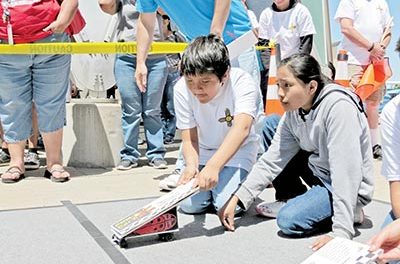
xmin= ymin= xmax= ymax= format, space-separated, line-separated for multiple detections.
xmin=161 ymin=70 xmax=180 ymax=140
xmin=0 ymin=33 xmax=71 ymax=143
xmin=231 ymin=46 xmax=260 ymax=85
xmin=180 ymin=166 xmax=248 ymax=214
xmin=261 ymin=114 xmax=281 ymax=152
xmin=115 ymin=54 xmax=167 ymax=162
xmin=277 ymin=185 xmax=333 ymax=236
xmin=382 ymin=210 xmax=396 ymax=228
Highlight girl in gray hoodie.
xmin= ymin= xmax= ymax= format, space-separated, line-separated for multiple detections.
xmin=219 ymin=53 xmax=374 ymax=250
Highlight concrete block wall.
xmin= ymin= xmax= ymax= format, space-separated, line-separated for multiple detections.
xmin=62 ymin=99 xmax=123 ymax=168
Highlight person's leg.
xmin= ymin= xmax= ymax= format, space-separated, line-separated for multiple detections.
xmin=0 ymin=54 xmax=33 ymax=181
xmin=277 ymin=185 xmax=333 ymax=237
xmin=366 ymin=87 xmax=384 ymax=159
xmin=381 ymin=210 xmax=396 ymax=229
xmin=142 ymin=57 xmax=167 ymax=167
xmin=28 ymin=104 xmax=39 ymax=150
xmin=25 ymin=104 xmax=40 ymax=170
xmin=261 ymin=114 xmax=281 ymax=152
xmin=231 ymin=46 xmax=260 ymax=85
xmin=33 ymin=48 xmax=71 ymax=180
xmin=163 ymin=70 xmax=180 ymax=143
xmin=114 ymin=54 xmax=142 ymax=168
xmin=0 ymin=122 xmax=10 ymax=165
xmin=255 ymin=150 xmax=322 ymax=218
xmin=180 ymin=164 xmax=212 ymax=213
xmin=212 ymin=167 xmax=248 ymax=213
xmin=272 ymin=150 xmax=314 ymax=201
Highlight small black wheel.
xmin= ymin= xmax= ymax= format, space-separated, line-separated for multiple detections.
xmin=158 ymin=233 xmax=174 ymax=242
xmin=119 ymin=238 xmax=128 ymax=248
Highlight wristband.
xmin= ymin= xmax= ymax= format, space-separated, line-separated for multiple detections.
xmin=367 ymin=43 xmax=374 ymax=52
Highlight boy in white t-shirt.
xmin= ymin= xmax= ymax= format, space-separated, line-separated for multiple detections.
xmin=175 ymin=34 xmax=260 ymax=214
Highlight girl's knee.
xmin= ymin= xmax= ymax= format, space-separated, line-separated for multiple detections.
xmin=179 ymin=199 xmax=209 ymax=215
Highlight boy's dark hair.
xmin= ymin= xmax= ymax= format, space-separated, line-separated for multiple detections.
xmin=180 ymin=34 xmax=230 ymax=81
xmin=396 ymin=38 xmax=400 ymax=53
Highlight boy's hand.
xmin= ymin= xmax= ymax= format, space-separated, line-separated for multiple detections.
xmin=219 ymin=195 xmax=239 ymax=231
xmin=196 ymin=165 xmax=219 ymax=191
xmin=178 ymin=166 xmax=198 ymax=185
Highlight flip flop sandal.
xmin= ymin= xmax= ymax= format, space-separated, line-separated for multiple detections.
xmin=44 ymin=167 xmax=70 ymax=183
xmin=1 ymin=166 xmax=25 ymax=184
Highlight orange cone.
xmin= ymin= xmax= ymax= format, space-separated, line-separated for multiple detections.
xmin=335 ymin=50 xmax=350 ymax=88
xmin=264 ymin=47 xmax=284 ymax=116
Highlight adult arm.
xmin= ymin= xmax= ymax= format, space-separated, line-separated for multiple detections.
xmin=339 ymin=18 xmax=385 ymax=62
xmin=135 ymin=13 xmax=156 ymax=92
xmin=43 ymin=0 xmax=79 ymax=33
xmin=210 ymin=0 xmax=231 ymax=38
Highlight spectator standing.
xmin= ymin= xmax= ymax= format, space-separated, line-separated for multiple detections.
xmin=258 ymin=0 xmax=315 ymax=107
xmin=99 ymin=0 xmax=168 ymax=170
xmin=158 ymin=11 xmax=185 ymax=145
xmin=335 ymin=0 xmax=392 ymax=160
xmin=0 ymin=0 xmax=77 ymax=183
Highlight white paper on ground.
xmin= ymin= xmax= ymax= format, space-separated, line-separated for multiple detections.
xmin=300 ymin=237 xmax=383 ymax=264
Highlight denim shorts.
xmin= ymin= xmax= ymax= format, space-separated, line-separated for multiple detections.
xmin=0 ymin=33 xmax=71 ymax=143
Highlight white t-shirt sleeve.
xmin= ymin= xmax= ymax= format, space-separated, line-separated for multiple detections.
xmin=381 ymin=95 xmax=400 ymax=181
xmin=334 ymin=0 xmax=355 ymax=22
xmin=247 ymin=10 xmax=259 ymax=30
xmin=296 ymin=5 xmax=316 ymax=36
xmin=382 ymin=1 xmax=393 ymax=28
xmin=231 ymin=69 xmax=259 ymax=119
xmin=174 ymin=78 xmax=197 ymax=130
xmin=258 ymin=9 xmax=270 ymax=39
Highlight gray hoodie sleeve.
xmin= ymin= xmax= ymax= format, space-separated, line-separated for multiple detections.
xmin=325 ymin=99 xmax=372 ymax=239
xmin=235 ymin=114 xmax=300 ymax=210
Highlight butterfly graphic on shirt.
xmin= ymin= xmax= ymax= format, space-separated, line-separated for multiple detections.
xmin=218 ymin=108 xmax=234 ymax=127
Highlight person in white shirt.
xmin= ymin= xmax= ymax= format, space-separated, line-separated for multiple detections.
xmin=335 ymin=0 xmax=392 ymax=160
xmin=380 ymin=93 xmax=400 ymax=228
xmin=258 ymin=0 xmax=315 ymax=108
xmin=175 ymin=34 xmax=260 ymax=214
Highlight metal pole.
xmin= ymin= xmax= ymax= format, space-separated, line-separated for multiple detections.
xmin=323 ymin=0 xmax=333 ymax=63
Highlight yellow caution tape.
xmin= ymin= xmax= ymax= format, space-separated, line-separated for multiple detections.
xmin=0 ymin=41 xmax=189 ymax=54
xmin=0 ymin=41 xmax=268 ymax=55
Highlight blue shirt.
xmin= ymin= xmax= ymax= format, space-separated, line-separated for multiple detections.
xmin=136 ymin=0 xmax=251 ymax=44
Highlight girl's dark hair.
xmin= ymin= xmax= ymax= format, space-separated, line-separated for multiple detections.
xmin=279 ymin=53 xmax=330 ymax=89
xmin=272 ymin=0 xmax=298 ymax=12
xmin=180 ymin=34 xmax=230 ymax=81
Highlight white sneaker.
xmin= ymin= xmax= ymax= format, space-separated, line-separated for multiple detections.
xmin=159 ymin=169 xmax=181 ymax=191
xmin=255 ymin=200 xmax=286 ymax=218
